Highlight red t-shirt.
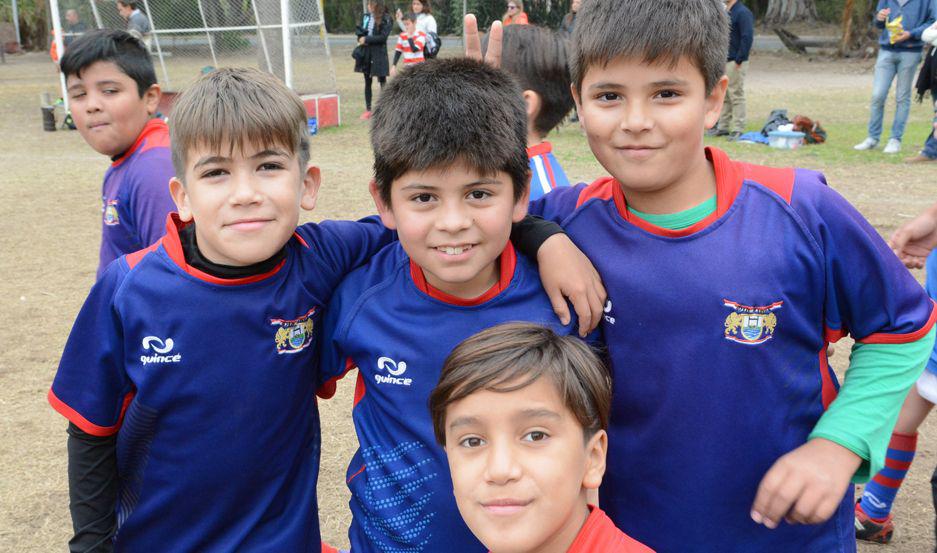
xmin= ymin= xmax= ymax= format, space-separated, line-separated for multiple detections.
xmin=567 ymin=506 xmax=655 ymax=553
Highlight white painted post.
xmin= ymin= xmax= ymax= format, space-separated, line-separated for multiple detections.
xmin=195 ymin=0 xmax=219 ymax=67
xmin=280 ymin=0 xmax=292 ymax=88
xmin=50 ymin=0 xmax=69 ymax=113
xmin=140 ymin=0 xmax=172 ymax=89
xmin=249 ymin=0 xmax=273 ymax=72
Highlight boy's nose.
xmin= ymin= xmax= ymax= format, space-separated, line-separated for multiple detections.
xmin=620 ymin=101 xmax=653 ymax=133
xmin=435 ymin=203 xmax=473 ymax=232
xmin=484 ymin=442 xmax=521 ymax=485
xmin=229 ymin=173 xmax=262 ymax=205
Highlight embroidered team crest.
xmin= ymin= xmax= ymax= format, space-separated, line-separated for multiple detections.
xmin=723 ymin=299 xmax=782 ymax=345
xmin=271 ymin=307 xmax=317 ymax=354
xmin=103 ymin=199 xmax=120 ymax=226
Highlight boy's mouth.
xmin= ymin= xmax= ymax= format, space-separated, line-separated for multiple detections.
xmin=226 ymin=218 xmax=273 ymax=231
xmin=436 ymin=244 xmax=474 ymax=256
xmin=480 ymin=498 xmax=533 ymax=515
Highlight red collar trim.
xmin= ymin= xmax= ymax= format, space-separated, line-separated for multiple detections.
xmin=612 ymin=146 xmax=743 ymax=238
xmin=111 ymin=118 xmax=169 ymax=168
xmin=409 ymin=243 xmax=517 ymax=306
xmin=526 ymin=141 xmax=553 ymax=158
xmin=160 ymin=213 xmax=286 ymax=286
xmin=566 ymin=505 xmax=652 ymax=553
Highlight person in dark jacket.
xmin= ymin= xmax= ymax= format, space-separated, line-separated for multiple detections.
xmin=560 ymin=0 xmax=581 ymax=38
xmin=355 ymin=0 xmax=393 ymax=120
xmin=855 ymin=0 xmax=936 ymax=154
xmin=710 ymin=0 xmax=753 ymax=140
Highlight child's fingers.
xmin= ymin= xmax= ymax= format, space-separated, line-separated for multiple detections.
xmin=566 ymin=289 xmax=593 ymax=336
xmin=784 ymin=485 xmax=824 ymax=524
xmin=586 ymin=284 xmax=605 ymax=333
xmin=752 ymin=464 xmax=803 ymax=529
xmin=484 ymin=21 xmax=503 ymax=68
xmin=463 ymin=14 xmax=481 ymax=60
xmin=547 ymin=289 xmax=572 ymax=327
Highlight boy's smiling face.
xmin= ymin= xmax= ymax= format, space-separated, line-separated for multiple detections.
xmin=574 ymin=55 xmax=727 ymax=212
xmin=371 ymin=162 xmax=528 ymax=299
xmin=169 ymin=141 xmax=320 ymax=266
xmin=444 ymin=376 xmax=607 ymax=553
xmin=66 ymin=60 xmax=160 ymax=158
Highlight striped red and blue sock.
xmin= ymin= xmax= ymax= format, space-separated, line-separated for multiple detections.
xmin=859 ymin=432 xmax=918 ymax=520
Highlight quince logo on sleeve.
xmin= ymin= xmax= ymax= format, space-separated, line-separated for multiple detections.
xmin=271 ymin=307 xmax=317 ymax=354
xmin=141 ymin=336 xmax=181 ymax=365
xmin=723 ymin=299 xmax=782 ymax=345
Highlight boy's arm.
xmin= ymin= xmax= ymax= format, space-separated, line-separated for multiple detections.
xmin=302 ymin=216 xmax=396 ymax=284
xmin=889 ymin=200 xmax=937 ymax=269
xmin=512 ymin=215 xmax=606 ymax=336
xmin=67 ymin=424 xmax=117 ymax=553
xmin=751 ymin=330 xmax=934 ymax=529
xmin=751 ymin=177 xmax=937 ymax=529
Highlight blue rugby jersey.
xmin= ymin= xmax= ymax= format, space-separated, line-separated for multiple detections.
xmin=98 ymin=118 xmax=176 ymax=279
xmin=50 ymin=214 xmax=393 ymax=552
xmin=318 ymin=242 xmax=580 ymax=552
xmin=527 ymin=141 xmax=570 ymax=201
xmin=530 ymin=147 xmax=937 ymax=552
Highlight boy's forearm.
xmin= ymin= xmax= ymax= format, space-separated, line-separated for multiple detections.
xmin=67 ymin=423 xmax=118 ymax=553
xmin=808 ymin=326 xmax=936 ymax=482
xmin=510 ymin=215 xmax=565 ymax=260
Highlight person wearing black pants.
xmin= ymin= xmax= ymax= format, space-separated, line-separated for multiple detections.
xmin=355 ymin=0 xmax=392 ymax=120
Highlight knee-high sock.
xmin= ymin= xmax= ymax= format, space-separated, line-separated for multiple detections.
xmin=860 ymin=432 xmax=918 ymax=520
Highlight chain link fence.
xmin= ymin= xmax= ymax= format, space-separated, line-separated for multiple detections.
xmin=55 ymin=0 xmax=337 ymax=94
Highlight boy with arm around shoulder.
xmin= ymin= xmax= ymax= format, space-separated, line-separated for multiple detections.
xmin=317 ymin=58 xmax=599 ymax=552
xmin=49 ymin=67 xmax=398 ymax=552
xmin=430 ymin=322 xmax=654 ymax=553
xmin=515 ymin=0 xmax=937 ymax=550
xmin=60 ymin=30 xmax=176 ymax=279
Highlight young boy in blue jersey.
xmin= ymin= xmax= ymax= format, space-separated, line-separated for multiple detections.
xmin=48 ymin=67 xmax=403 ymax=552
xmin=466 ymin=1 xmax=937 ymax=550
xmin=316 ymin=58 xmax=596 ymax=552
xmin=493 ymin=25 xmax=574 ymax=200
xmin=430 ymin=323 xmax=653 ymax=553
xmin=60 ymin=29 xmax=176 ymax=278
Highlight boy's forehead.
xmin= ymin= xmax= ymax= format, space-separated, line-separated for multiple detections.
xmin=66 ymin=60 xmax=132 ymax=86
xmin=447 ymin=375 xmax=570 ymax=422
xmin=187 ymin=138 xmax=295 ymax=161
xmin=582 ymin=53 xmax=705 ymax=87
xmin=393 ymin=163 xmax=507 ymax=189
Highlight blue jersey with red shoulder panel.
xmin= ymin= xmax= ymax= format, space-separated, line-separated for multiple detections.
xmin=527 ymin=141 xmax=570 ymax=201
xmin=529 ymin=147 xmax=936 ymax=552
xmin=50 ymin=214 xmax=393 ymax=552
xmin=98 ymin=118 xmax=176 ymax=279
xmin=318 ymin=241 xmax=580 ymax=553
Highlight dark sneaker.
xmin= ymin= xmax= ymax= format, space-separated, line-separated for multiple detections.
xmin=728 ymin=131 xmax=743 ymax=141
xmin=855 ymin=502 xmax=895 ymax=544
xmin=706 ymin=128 xmax=729 ymax=137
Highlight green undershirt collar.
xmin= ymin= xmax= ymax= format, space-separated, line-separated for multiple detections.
xmin=628 ymin=196 xmax=717 ymax=230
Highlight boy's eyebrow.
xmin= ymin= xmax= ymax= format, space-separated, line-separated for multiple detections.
xmin=250 ymin=148 xmax=290 ymax=159
xmin=400 ymin=178 xmax=503 ymax=191
xmin=193 ymin=149 xmax=290 ymax=169
xmin=650 ymin=79 xmax=690 ymax=88
xmin=447 ymin=415 xmax=481 ymax=431
xmin=516 ymin=408 xmax=562 ymax=421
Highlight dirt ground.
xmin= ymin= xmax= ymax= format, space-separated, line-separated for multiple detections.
xmin=3 ymin=45 xmax=937 ymax=552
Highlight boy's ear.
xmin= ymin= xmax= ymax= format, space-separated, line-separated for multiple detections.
xmin=143 ymin=83 xmax=161 ymax=117
xmin=512 ymin=172 xmax=531 ymax=223
xmin=522 ymin=89 xmax=542 ymax=125
xmin=169 ymin=176 xmax=192 ymax=222
xmin=300 ymin=165 xmax=322 ymax=211
xmin=369 ymin=179 xmax=397 ymax=230
xmin=703 ymin=75 xmax=729 ymax=130
xmin=581 ymin=429 xmax=607 ymax=491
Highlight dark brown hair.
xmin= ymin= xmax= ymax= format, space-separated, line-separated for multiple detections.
xmin=571 ymin=0 xmax=729 ymax=93
xmin=429 ymin=323 xmax=611 ymax=445
xmin=169 ymin=67 xmax=310 ymax=180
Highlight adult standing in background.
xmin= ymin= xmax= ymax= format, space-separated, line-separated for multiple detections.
xmin=355 ymin=0 xmax=392 ymax=120
xmin=560 ymin=0 xmax=581 ymax=38
xmin=503 ymin=1 xmax=529 ymax=26
xmin=855 ymin=0 xmax=936 ymax=154
xmin=710 ymin=0 xmax=753 ymax=140
xmin=906 ymin=20 xmax=937 ymax=162
xmin=396 ymin=0 xmax=437 ymax=50
xmin=116 ymin=1 xmax=151 ymax=50
xmin=64 ymin=9 xmax=89 ymax=48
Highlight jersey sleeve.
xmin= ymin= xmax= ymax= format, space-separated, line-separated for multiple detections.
xmin=315 ymin=278 xmax=360 ymax=398
xmin=527 ymin=182 xmax=588 ymax=224
xmin=119 ymin=151 xmax=177 ymax=249
xmin=414 ymin=33 xmax=426 ymax=50
xmin=792 ymin=172 xmax=937 ymax=343
xmin=297 ymin=215 xmax=396 ymax=288
xmin=49 ymin=261 xmax=134 ymax=437
xmin=395 ymin=36 xmax=404 ymax=53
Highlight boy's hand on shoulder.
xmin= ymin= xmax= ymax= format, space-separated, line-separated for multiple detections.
xmin=889 ymin=202 xmax=937 ymax=269
xmin=537 ymin=234 xmax=606 ymax=337
xmin=751 ymin=438 xmax=861 ymax=529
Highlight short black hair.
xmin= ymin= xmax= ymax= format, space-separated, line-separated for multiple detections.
xmin=572 ymin=0 xmax=728 ymax=94
xmin=488 ymin=25 xmax=573 ymax=139
xmin=402 ymin=11 xmax=417 ymax=22
xmin=371 ymin=58 xmax=529 ymax=205
xmin=59 ymin=29 xmax=156 ymax=97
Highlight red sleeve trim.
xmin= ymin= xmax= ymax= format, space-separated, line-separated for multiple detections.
xmin=320 ymin=542 xmax=340 ymax=553
xmin=818 ymin=348 xmax=838 ymax=410
xmin=347 ymin=463 xmax=366 ymax=484
xmin=47 ymin=388 xmax=134 ymax=437
xmin=858 ymin=300 xmax=937 ymax=344
xmin=824 ymin=325 xmax=847 ymax=344
xmin=125 ymin=240 xmax=163 ymax=270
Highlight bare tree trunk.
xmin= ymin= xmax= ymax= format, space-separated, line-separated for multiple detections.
xmin=841 ymin=0 xmax=855 ymax=54
xmin=765 ymin=0 xmax=818 ymax=25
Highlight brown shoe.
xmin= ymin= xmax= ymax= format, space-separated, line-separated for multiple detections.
xmin=905 ymin=153 xmax=937 ymax=163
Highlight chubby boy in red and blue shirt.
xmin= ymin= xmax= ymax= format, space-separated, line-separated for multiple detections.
xmin=318 ymin=59 xmax=602 ymax=552
xmin=60 ymin=30 xmax=176 ymax=278
xmin=502 ymin=1 xmax=937 ymax=551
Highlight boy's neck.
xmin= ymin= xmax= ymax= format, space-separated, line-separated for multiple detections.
xmin=621 ymin=152 xmax=717 ymax=215
xmin=423 ymin=258 xmax=501 ymax=300
xmin=519 ymin=502 xmax=591 ymax=553
xmin=527 ymin=130 xmax=545 ymax=149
